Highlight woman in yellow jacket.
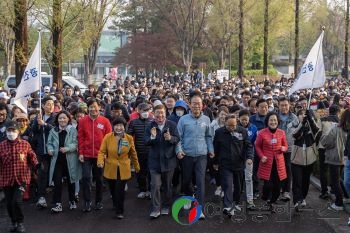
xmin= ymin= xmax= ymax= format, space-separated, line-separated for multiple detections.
xmin=97 ymin=117 xmax=140 ymax=219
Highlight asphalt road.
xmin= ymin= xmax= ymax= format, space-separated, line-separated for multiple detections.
xmin=0 ymin=175 xmax=349 ymax=233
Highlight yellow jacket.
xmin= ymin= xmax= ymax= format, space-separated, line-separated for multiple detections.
xmin=97 ymin=132 xmax=140 ymax=180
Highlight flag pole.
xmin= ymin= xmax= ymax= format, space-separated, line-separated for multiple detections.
xmin=307 ymin=27 xmax=325 ymax=109
xmin=38 ymin=28 xmax=42 ymax=114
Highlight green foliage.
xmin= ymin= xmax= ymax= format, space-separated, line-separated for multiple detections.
xmin=236 ymin=68 xmax=279 ymax=76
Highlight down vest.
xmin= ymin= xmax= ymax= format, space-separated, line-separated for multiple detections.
xmin=255 ymin=128 xmax=288 ymax=181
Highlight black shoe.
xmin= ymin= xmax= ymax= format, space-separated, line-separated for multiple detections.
xmin=83 ymin=201 xmax=92 ymax=212
xmin=95 ymin=202 xmax=103 ymax=210
xmin=9 ymin=223 xmax=17 ymax=232
xmin=16 ymin=223 xmax=25 ymax=233
xmin=319 ymin=193 xmax=330 ymax=200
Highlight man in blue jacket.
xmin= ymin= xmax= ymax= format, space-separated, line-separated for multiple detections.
xmin=176 ymin=91 xmax=214 ymax=219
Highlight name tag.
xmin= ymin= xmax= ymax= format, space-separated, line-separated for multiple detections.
xmin=271 ymin=138 xmax=277 ymax=144
xmin=121 ymin=140 xmax=129 ymax=147
xmin=233 ymin=132 xmax=243 ymax=140
xmin=97 ymin=123 xmax=104 ymax=129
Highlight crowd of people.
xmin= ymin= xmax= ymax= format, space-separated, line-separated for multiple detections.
xmin=0 ymin=72 xmax=350 ymax=232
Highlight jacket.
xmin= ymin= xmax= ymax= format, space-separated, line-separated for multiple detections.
xmin=47 ymin=125 xmax=82 ymax=184
xmin=278 ymin=111 xmax=299 ymax=153
xmin=144 ymin=120 xmax=180 ymax=172
xmin=31 ymin=113 xmax=56 ymax=156
xmin=97 ymin=132 xmax=140 ymax=180
xmin=238 ymin=122 xmax=258 ymax=144
xmin=255 ymin=128 xmax=288 ymax=181
xmin=318 ymin=115 xmax=339 ymax=149
xmin=250 ymin=114 xmax=266 ymax=131
xmin=127 ymin=117 xmax=152 ymax=156
xmin=213 ymin=126 xmax=254 ymax=171
xmin=176 ymin=113 xmax=214 ymax=157
xmin=78 ymin=115 xmax=112 ymax=158
xmin=0 ymin=138 xmax=38 ymax=187
xmin=167 ymin=100 xmax=189 ymax=124
xmin=321 ymin=126 xmax=347 ymax=165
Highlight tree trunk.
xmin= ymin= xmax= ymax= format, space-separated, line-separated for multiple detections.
xmin=238 ymin=0 xmax=244 ymax=79
xmin=14 ymin=0 xmax=28 ymax=85
xmin=345 ymin=0 xmax=349 ymax=79
xmin=52 ymin=0 xmax=62 ymax=88
xmin=263 ymin=0 xmax=269 ymax=75
xmin=294 ymin=0 xmax=300 ymax=78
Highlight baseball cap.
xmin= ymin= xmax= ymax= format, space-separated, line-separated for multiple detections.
xmin=6 ymin=121 xmax=19 ymax=131
xmin=44 ymin=86 xmax=50 ymax=93
xmin=0 ymin=92 xmax=10 ymax=100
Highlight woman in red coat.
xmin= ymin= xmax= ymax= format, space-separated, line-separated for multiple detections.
xmin=255 ymin=112 xmax=288 ymax=209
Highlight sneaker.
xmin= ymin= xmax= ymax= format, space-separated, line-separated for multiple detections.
xmin=281 ymin=192 xmax=291 ymax=201
xmin=36 ymin=197 xmax=47 ymax=208
xmin=223 ymin=207 xmax=235 ymax=216
xmin=116 ymin=214 xmax=124 ymax=219
xmin=16 ymin=223 xmax=25 ymax=233
xmin=124 ymin=183 xmax=128 ymax=191
xmin=329 ymin=203 xmax=344 ymax=211
xmin=51 ymin=203 xmax=62 ymax=213
xmin=347 ymin=217 xmax=350 ymax=226
xmin=137 ymin=192 xmax=146 ymax=199
xmin=95 ymin=202 xmax=103 ymax=210
xmin=253 ymin=192 xmax=260 ymax=200
xmin=9 ymin=222 xmax=17 ymax=232
xmin=234 ymin=205 xmax=242 ymax=212
xmin=145 ymin=191 xmax=151 ymax=199
xmin=199 ymin=212 xmax=205 ymax=219
xmin=301 ymin=199 xmax=306 ymax=207
xmin=74 ymin=194 xmax=79 ymax=203
xmin=343 ymin=198 xmax=350 ymax=204
xmin=183 ymin=202 xmax=191 ymax=210
xmin=294 ymin=202 xmax=302 ymax=212
xmin=247 ymin=201 xmax=256 ymax=210
xmin=83 ymin=201 xmax=92 ymax=212
xmin=319 ymin=192 xmax=330 ymax=200
xmin=150 ymin=210 xmax=160 ymax=219
xmin=161 ymin=208 xmax=169 ymax=215
xmin=69 ymin=201 xmax=77 ymax=210
xmin=214 ymin=187 xmax=222 ymax=197
xmin=210 ymin=178 xmax=216 ymax=185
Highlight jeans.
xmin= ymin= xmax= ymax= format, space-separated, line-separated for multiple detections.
xmin=150 ymin=170 xmax=174 ymax=212
xmin=329 ymin=164 xmax=343 ymax=206
xmin=281 ymin=152 xmax=291 ymax=193
xmin=291 ymin=163 xmax=313 ymax=204
xmin=37 ymin=154 xmax=51 ymax=198
xmin=53 ymin=155 xmax=75 ymax=203
xmin=318 ymin=148 xmax=329 ymax=194
xmin=4 ymin=184 xmax=24 ymax=224
xmin=221 ymin=168 xmax=243 ymax=208
xmin=82 ymin=158 xmax=103 ymax=204
xmin=344 ymin=158 xmax=350 ymax=198
xmin=182 ymin=155 xmax=207 ymax=205
xmin=245 ymin=163 xmax=254 ymax=202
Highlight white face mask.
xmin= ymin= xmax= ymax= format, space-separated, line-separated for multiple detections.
xmin=75 ymin=91 xmax=80 ymax=95
xmin=140 ymin=112 xmax=149 ymax=119
xmin=176 ymin=110 xmax=184 ymax=117
xmin=7 ymin=132 xmax=18 ymax=141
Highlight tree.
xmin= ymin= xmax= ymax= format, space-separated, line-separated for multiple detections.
xmin=294 ymin=0 xmax=299 ymax=77
xmin=345 ymin=0 xmax=349 ymax=79
xmin=52 ymin=0 xmax=63 ymax=88
xmin=238 ymin=0 xmax=244 ymax=79
xmin=263 ymin=0 xmax=269 ymax=75
xmin=14 ymin=0 xmax=28 ymax=85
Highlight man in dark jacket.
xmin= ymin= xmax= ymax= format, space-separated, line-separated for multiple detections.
xmin=127 ymin=103 xmax=152 ymax=199
xmin=214 ymin=114 xmax=253 ymax=216
xmin=144 ymin=104 xmax=180 ymax=218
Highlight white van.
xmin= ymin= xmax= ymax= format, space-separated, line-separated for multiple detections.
xmin=3 ymin=75 xmax=87 ymax=93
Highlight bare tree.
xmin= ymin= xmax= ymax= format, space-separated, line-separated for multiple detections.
xmin=263 ymin=0 xmax=269 ymax=75
xmin=345 ymin=0 xmax=349 ymax=79
xmin=238 ymin=0 xmax=244 ymax=79
xmin=294 ymin=0 xmax=299 ymax=77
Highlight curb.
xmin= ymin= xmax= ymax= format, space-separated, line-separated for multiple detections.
xmin=310 ymin=175 xmax=350 ymax=214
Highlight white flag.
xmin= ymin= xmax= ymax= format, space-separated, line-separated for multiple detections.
xmin=14 ymin=34 xmax=41 ymax=113
xmin=289 ymin=31 xmax=325 ymax=96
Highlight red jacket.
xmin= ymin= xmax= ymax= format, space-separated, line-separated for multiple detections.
xmin=78 ymin=115 xmax=112 ymax=158
xmin=255 ymin=128 xmax=288 ymax=181
xmin=0 ymin=139 xmax=38 ymax=187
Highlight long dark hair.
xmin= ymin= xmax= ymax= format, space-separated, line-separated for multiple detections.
xmin=54 ymin=110 xmax=72 ymax=126
xmin=339 ymin=109 xmax=350 ymax=132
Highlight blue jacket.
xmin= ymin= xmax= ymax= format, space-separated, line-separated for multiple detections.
xmin=239 ymin=122 xmax=258 ymax=144
xmin=250 ymin=114 xmax=266 ymax=131
xmin=167 ymin=100 xmax=189 ymax=124
xmin=176 ymin=113 xmax=214 ymax=157
xmin=144 ymin=120 xmax=180 ymax=172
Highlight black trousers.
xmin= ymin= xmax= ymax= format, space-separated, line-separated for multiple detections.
xmin=318 ymin=148 xmax=329 ymax=194
xmin=281 ymin=152 xmax=291 ymax=193
xmin=107 ymin=170 xmax=126 ymax=215
xmin=37 ymin=154 xmax=51 ymax=197
xmin=329 ymin=164 xmax=344 ymax=206
xmin=137 ymin=153 xmax=150 ymax=192
xmin=4 ymin=184 xmax=24 ymax=224
xmin=291 ymin=163 xmax=313 ymax=204
xmin=262 ymin=160 xmax=282 ymax=203
xmin=53 ymin=155 xmax=75 ymax=203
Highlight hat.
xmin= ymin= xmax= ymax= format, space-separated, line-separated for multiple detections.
xmin=44 ymin=86 xmax=50 ymax=93
xmin=0 ymin=92 xmax=10 ymax=100
xmin=138 ymin=103 xmax=150 ymax=111
xmin=12 ymin=113 xmax=29 ymax=122
xmin=153 ymin=100 xmax=163 ymax=107
xmin=6 ymin=121 xmax=19 ymax=131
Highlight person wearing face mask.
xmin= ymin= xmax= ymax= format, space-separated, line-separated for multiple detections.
xmin=0 ymin=121 xmax=39 ymax=233
xmin=255 ymin=112 xmax=288 ymax=211
xmin=46 ymin=111 xmax=81 ymax=213
xmin=167 ymin=100 xmax=188 ymax=124
xmin=97 ymin=117 xmax=140 ymax=219
xmin=127 ymin=103 xmax=152 ymax=199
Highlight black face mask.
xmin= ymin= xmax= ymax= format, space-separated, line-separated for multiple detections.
xmin=268 ymin=126 xmax=277 ymax=133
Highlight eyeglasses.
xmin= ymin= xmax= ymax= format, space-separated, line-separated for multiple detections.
xmin=0 ymin=113 xmax=7 ymax=117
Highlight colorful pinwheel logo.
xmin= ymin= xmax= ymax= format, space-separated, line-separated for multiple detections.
xmin=172 ymin=196 xmax=202 ymax=225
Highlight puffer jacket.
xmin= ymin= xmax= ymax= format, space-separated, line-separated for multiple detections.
xmin=127 ymin=117 xmax=152 ymax=156
xmin=321 ymin=126 xmax=347 ymax=165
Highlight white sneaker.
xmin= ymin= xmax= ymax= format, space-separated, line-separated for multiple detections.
xmin=281 ymin=192 xmax=291 ymax=201
xmin=214 ymin=187 xmax=222 ymax=197
xmin=347 ymin=217 xmax=350 ymax=226
xmin=124 ymin=183 xmax=128 ymax=192
xmin=36 ymin=197 xmax=47 ymax=208
xmin=150 ymin=210 xmax=160 ymax=219
xmin=301 ymin=199 xmax=306 ymax=207
xmin=137 ymin=192 xmax=146 ymax=199
xmin=69 ymin=201 xmax=77 ymax=210
xmin=329 ymin=203 xmax=344 ymax=211
xmin=199 ymin=212 xmax=205 ymax=219
xmin=145 ymin=191 xmax=151 ymax=198
xmin=51 ymin=203 xmax=62 ymax=213
xmin=234 ymin=205 xmax=242 ymax=212
xmin=223 ymin=207 xmax=235 ymax=216
xmin=183 ymin=202 xmax=191 ymax=210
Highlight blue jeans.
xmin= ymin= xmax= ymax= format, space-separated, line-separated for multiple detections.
xmin=221 ymin=168 xmax=243 ymax=208
xmin=82 ymin=158 xmax=103 ymax=204
xmin=344 ymin=158 xmax=350 ymax=198
xmin=182 ymin=155 xmax=207 ymax=206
